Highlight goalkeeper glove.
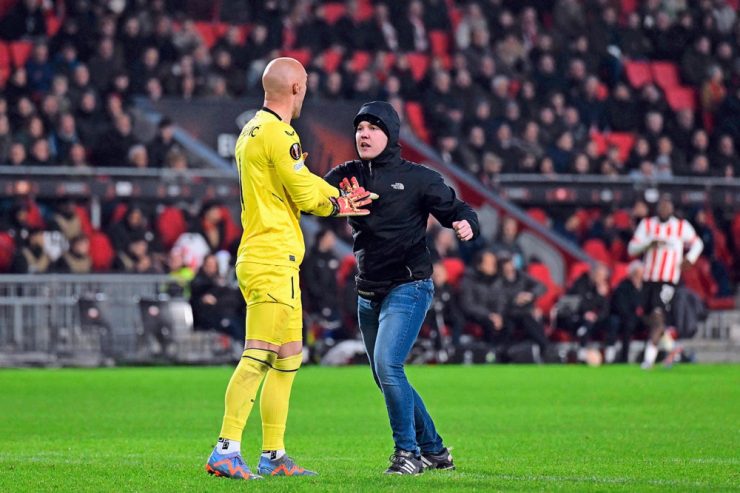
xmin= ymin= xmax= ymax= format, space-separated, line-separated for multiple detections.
xmin=330 ymin=177 xmax=379 ymax=217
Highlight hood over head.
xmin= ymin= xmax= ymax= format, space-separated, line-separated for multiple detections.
xmin=353 ymin=101 xmax=401 ymax=164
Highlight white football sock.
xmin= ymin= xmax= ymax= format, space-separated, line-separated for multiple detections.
xmin=217 ymin=438 xmax=240 ymax=454
xmin=644 ymin=342 xmax=658 ymax=367
xmin=262 ymin=449 xmax=286 ymax=460
xmin=604 ymin=345 xmax=617 ymax=364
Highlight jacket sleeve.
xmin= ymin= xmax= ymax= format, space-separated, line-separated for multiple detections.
xmin=422 ymin=169 xmax=480 ymax=238
xmin=524 ymin=274 xmax=547 ymax=298
xmin=266 ymin=123 xmax=339 ymax=216
xmin=323 ymin=164 xmax=348 ymax=188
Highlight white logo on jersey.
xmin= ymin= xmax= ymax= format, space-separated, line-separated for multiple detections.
xmin=391 ymin=183 xmax=405 ymax=190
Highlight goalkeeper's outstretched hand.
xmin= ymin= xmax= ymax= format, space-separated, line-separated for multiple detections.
xmin=330 ymin=177 xmax=379 ymax=217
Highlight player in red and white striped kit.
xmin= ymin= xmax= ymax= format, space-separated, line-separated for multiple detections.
xmin=627 ymin=196 xmax=703 ymax=369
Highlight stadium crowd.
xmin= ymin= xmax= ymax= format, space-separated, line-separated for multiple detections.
xmin=0 ymin=0 xmax=738 ymax=356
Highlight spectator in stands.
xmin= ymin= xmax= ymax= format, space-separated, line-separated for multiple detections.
xmin=7 ymin=142 xmax=28 ymax=166
xmin=426 ymin=260 xmax=466 ymax=349
xmin=190 ymin=253 xmax=245 ymax=341
xmin=498 ymin=254 xmax=549 ymax=362
xmin=26 ymin=41 xmax=54 ymax=95
xmin=165 ymin=247 xmax=195 ymax=298
xmin=195 ymin=201 xmax=230 ymax=253
xmin=0 ymin=114 xmax=11 ymax=163
xmin=88 ymin=37 xmax=124 ymax=94
xmin=604 ymin=84 xmax=640 ymax=133
xmin=492 ymin=216 xmax=526 ymax=270
xmin=608 ymin=260 xmax=645 ymax=363
xmin=564 ymin=263 xmax=611 ymax=361
xmin=50 ymin=113 xmax=80 ymax=163
xmin=113 ymin=233 xmax=160 ymax=273
xmin=66 ymin=143 xmax=90 ymax=167
xmin=711 ymin=134 xmax=740 ymax=176
xmin=11 ymin=228 xmax=50 ymax=274
xmin=302 ymin=228 xmax=342 ymax=336
xmin=682 ymin=36 xmax=713 ymax=87
xmin=460 ymin=250 xmax=507 ymax=348
xmin=28 ymin=138 xmax=52 ymax=165
xmin=94 ymin=112 xmax=139 ymax=166
xmin=48 ymin=198 xmax=82 ymax=241
xmin=108 ymin=204 xmax=155 ymax=253
xmin=53 ymin=234 xmax=92 ymax=273
xmin=126 ymin=144 xmax=148 ymax=168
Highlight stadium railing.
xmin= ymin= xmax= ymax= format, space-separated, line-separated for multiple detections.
xmin=0 ymin=274 xmax=231 ymax=367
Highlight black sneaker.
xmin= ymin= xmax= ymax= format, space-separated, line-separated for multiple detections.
xmin=421 ymin=447 xmax=455 ymax=470
xmin=384 ymin=450 xmax=423 ymax=475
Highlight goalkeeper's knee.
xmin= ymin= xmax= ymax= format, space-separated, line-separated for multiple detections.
xmin=241 ymin=347 xmax=278 ymax=373
xmin=272 ymin=353 xmax=302 ymax=373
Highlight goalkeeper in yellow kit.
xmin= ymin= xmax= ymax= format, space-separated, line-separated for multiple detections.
xmin=205 ymin=58 xmax=378 ymax=480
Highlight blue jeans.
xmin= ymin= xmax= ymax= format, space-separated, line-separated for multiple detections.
xmin=357 ymin=279 xmax=444 ymax=455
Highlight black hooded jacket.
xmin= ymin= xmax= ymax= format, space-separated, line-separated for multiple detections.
xmin=324 ymin=101 xmax=480 ymax=284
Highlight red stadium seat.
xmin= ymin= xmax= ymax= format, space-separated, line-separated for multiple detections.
xmin=666 ymin=86 xmax=696 ymax=111
xmin=567 ymin=261 xmax=591 ymax=288
xmin=606 ymin=132 xmax=635 ymax=162
xmin=429 ymin=30 xmax=451 ymax=68
xmin=351 ymin=51 xmax=372 ymax=73
xmin=194 ymin=22 xmax=217 ymax=49
xmin=526 ymin=208 xmax=549 ymax=226
xmin=156 ymin=206 xmax=188 ymax=250
xmin=356 ymin=0 xmax=374 ymax=21
xmin=89 ymin=231 xmax=115 ymax=272
xmin=281 ymin=49 xmax=312 ymax=67
xmin=218 ymin=205 xmax=241 ymax=249
xmin=322 ymin=48 xmax=343 ymax=73
xmin=610 ymin=262 xmax=629 ymax=289
xmin=582 ymin=238 xmax=612 ymax=266
xmin=621 ymin=0 xmax=638 ymax=15
xmin=404 ymin=101 xmax=431 ymax=143
xmin=322 ymin=3 xmax=346 ymax=24
xmin=441 ymin=257 xmax=465 ymax=287
xmin=650 ymin=61 xmax=680 ymax=90
xmin=110 ymin=203 xmax=128 ymax=224
xmin=590 ymin=131 xmax=607 ymax=156
xmin=624 ymin=60 xmax=652 ymax=89
xmin=10 ymin=40 xmax=33 ymax=68
xmin=45 ymin=14 xmax=62 ymax=36
xmin=0 ymin=232 xmax=15 ymax=272
xmin=0 ymin=41 xmax=10 ymax=71
xmin=527 ymin=262 xmax=562 ymax=314
xmin=74 ymin=205 xmax=95 ymax=237
xmin=406 ymin=52 xmax=429 ymax=81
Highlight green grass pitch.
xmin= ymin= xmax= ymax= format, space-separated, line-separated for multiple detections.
xmin=0 ymin=364 xmax=738 ymax=492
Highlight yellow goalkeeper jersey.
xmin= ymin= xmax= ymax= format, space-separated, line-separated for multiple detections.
xmin=234 ymin=107 xmax=339 ymax=268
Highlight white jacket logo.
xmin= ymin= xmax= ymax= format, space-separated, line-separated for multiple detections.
xmin=391 ymin=183 xmax=405 ymax=190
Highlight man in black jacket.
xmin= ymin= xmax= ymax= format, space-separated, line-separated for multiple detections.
xmin=325 ymin=101 xmax=479 ymax=475
xmin=607 ymin=260 xmax=644 ymax=363
xmin=498 ymin=255 xmax=549 ymax=361
xmin=460 ymin=250 xmax=507 ymax=347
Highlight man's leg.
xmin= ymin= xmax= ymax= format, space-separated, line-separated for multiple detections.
xmin=357 ymin=296 xmax=381 ymax=388
xmin=374 ymin=281 xmax=434 ymax=455
xmin=642 ymin=308 xmax=664 ymax=369
xmin=257 ymin=271 xmax=316 ymax=476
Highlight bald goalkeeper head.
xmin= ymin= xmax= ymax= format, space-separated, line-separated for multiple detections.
xmin=262 ymin=57 xmax=308 ymax=123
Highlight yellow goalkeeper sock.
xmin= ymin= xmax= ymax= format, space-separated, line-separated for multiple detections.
xmin=219 ymin=348 xmax=276 ymax=441
xmin=260 ymin=353 xmax=302 ymax=451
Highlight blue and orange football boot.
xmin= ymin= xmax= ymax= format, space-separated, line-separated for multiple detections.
xmin=257 ymin=454 xmax=318 ymax=477
xmin=205 ymin=446 xmax=262 ymax=480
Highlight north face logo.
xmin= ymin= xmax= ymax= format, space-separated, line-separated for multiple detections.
xmin=391 ymin=183 xmax=405 ymax=190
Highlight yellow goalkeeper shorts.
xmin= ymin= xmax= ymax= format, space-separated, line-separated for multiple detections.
xmin=236 ymin=261 xmax=303 ymax=346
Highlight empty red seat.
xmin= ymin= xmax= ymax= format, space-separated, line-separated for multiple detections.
xmin=0 ymin=232 xmax=15 ymax=272
xmin=281 ymin=49 xmax=311 ymax=67
xmin=526 ymin=208 xmax=550 ymax=226
xmin=74 ymin=205 xmax=95 ymax=237
xmin=527 ymin=262 xmax=562 ymax=314
xmin=651 ymin=61 xmax=680 ymax=90
xmin=582 ymin=238 xmax=612 ymax=266
xmin=157 ymin=207 xmax=188 ymax=250
xmin=322 ymin=3 xmax=346 ymax=24
xmin=624 ymin=60 xmax=652 ymax=88
xmin=45 ymin=15 xmax=62 ymax=36
xmin=350 ymin=51 xmax=372 ymax=73
xmin=322 ymin=48 xmax=343 ymax=73
xmin=10 ymin=40 xmax=33 ymax=68
xmin=441 ymin=257 xmax=465 ymax=287
xmin=610 ymin=262 xmax=629 ymax=289
xmin=429 ymin=30 xmax=451 ymax=68
xmin=621 ymin=0 xmax=638 ymax=15
xmin=606 ymin=132 xmax=635 ymax=162
xmin=567 ymin=261 xmax=591 ymax=288
xmin=406 ymin=52 xmax=429 ymax=81
xmin=666 ymin=86 xmax=696 ymax=111
xmin=0 ymin=41 xmax=10 ymax=70
xmin=89 ymin=231 xmax=115 ymax=271
xmin=356 ymin=0 xmax=374 ymax=21
xmin=194 ymin=22 xmax=217 ymax=49
xmin=404 ymin=101 xmax=431 ymax=143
